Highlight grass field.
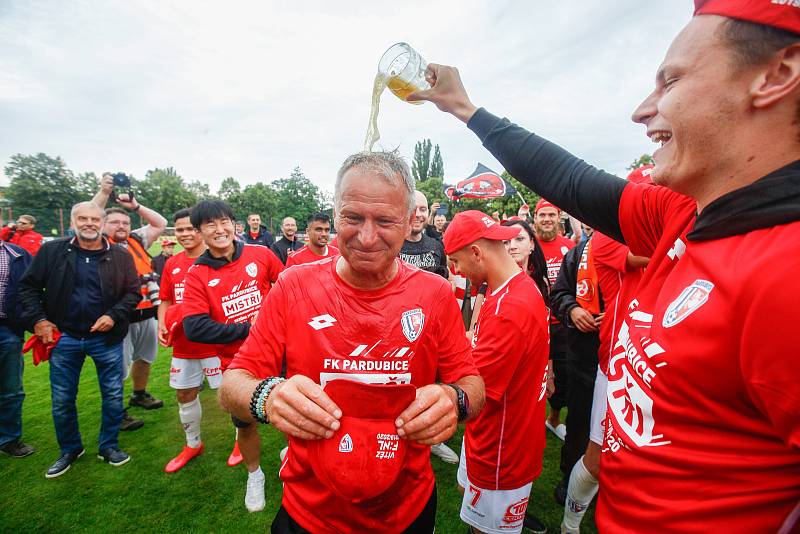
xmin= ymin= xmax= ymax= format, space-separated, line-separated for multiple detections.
xmin=2 ymin=342 xmax=597 ymax=533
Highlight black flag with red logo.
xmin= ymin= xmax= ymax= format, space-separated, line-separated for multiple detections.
xmin=443 ymin=164 xmax=516 ymax=201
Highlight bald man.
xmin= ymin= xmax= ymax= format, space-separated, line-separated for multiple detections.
xmin=270 ymin=217 xmax=303 ymax=265
xmin=399 ymin=191 xmax=448 ymax=279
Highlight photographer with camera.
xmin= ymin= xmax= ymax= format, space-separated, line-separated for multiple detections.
xmin=0 ymin=215 xmax=43 ymax=256
xmin=94 ymin=173 xmax=168 ymax=429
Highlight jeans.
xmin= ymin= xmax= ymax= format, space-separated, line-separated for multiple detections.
xmin=0 ymin=325 xmax=24 ymax=447
xmin=49 ymin=333 xmax=124 ymax=454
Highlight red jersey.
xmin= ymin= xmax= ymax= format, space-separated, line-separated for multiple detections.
xmin=597 ymin=184 xmax=800 ymax=532
xmin=465 ymin=271 xmax=549 ymax=489
xmin=229 ymin=258 xmax=478 ymax=533
xmin=0 ymin=227 xmax=43 ymax=256
xmin=182 ymin=243 xmax=283 ymax=358
xmin=285 ymin=244 xmax=339 ymax=267
xmin=591 ymin=232 xmax=638 ymax=372
xmin=159 ymin=251 xmax=217 ymax=359
xmin=539 ymin=235 xmax=575 ymax=324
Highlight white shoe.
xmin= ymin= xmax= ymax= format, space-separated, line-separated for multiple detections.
xmin=546 ymin=421 xmax=567 ymax=441
xmin=430 ymin=442 xmax=459 ymax=464
xmin=279 ymin=446 xmax=288 ymax=462
xmin=245 ymin=470 xmax=266 ymax=513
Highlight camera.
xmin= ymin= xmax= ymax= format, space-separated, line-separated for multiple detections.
xmin=112 ymin=172 xmax=132 ymax=189
xmin=140 ymin=273 xmax=161 ymax=306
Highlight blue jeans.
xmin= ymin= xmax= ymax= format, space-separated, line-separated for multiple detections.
xmin=0 ymin=325 xmax=24 ymax=447
xmin=49 ymin=333 xmax=124 ymax=454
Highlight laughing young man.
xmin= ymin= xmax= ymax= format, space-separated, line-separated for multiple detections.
xmin=414 ymin=2 xmax=800 ymax=531
xmin=181 ymin=200 xmax=284 ymax=512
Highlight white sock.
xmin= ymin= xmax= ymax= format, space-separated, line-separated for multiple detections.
xmin=178 ymin=398 xmax=202 ymax=449
xmin=248 ymin=466 xmax=264 ymax=479
xmin=562 ymin=456 xmax=599 ymax=533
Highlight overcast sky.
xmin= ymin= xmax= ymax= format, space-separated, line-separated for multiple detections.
xmin=0 ymin=1 xmax=691 ymax=198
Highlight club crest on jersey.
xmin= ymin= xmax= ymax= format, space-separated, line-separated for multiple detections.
xmin=338 ymin=433 xmax=353 ymax=453
xmin=245 ymin=262 xmax=258 ymax=278
xmin=663 ymin=279 xmax=714 ymax=328
xmin=401 ymin=308 xmax=425 ymax=342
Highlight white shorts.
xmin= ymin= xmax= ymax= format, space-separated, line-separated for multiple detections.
xmin=169 ymin=356 xmax=223 ymax=390
xmin=589 ymin=367 xmax=609 ymax=445
xmin=123 ymin=318 xmax=158 ymax=378
xmin=457 ymin=440 xmax=533 ymax=534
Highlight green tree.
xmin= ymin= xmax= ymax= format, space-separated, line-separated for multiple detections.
xmin=627 ymin=154 xmax=654 ymax=171
xmin=218 ymin=177 xmax=241 ymax=200
xmin=430 ymin=144 xmax=444 ymax=179
xmin=4 ymin=153 xmax=82 ymax=234
xmin=135 ymin=167 xmax=197 ymax=220
xmin=411 ymin=139 xmax=444 ymax=182
xmin=186 ymin=180 xmax=211 ymax=200
xmin=237 ymin=183 xmax=278 ymax=229
xmin=272 ymin=167 xmax=325 ymax=228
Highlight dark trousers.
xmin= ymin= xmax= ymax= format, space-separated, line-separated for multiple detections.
xmin=271 ymin=485 xmax=437 ymax=533
xmin=0 ymin=325 xmax=24 ymax=447
xmin=548 ymin=323 xmax=569 ymax=411
xmin=559 ymin=359 xmax=596 ymax=477
xmin=49 ymin=333 xmax=124 ymax=454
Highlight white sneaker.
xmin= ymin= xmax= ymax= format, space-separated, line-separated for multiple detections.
xmin=245 ymin=470 xmax=266 ymax=513
xmin=546 ymin=421 xmax=567 ymax=441
xmin=279 ymin=446 xmax=288 ymax=462
xmin=430 ymin=442 xmax=459 ymax=464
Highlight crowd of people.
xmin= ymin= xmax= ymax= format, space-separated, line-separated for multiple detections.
xmin=1 ymin=2 xmax=798 ymax=533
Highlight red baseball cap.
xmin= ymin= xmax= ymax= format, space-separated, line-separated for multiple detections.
xmin=23 ymin=331 xmax=61 ymax=366
xmin=443 ymin=210 xmax=521 ymax=255
xmin=695 ymin=0 xmax=800 ymax=35
xmin=626 ymin=164 xmax=655 ymax=185
xmin=308 ymin=380 xmax=415 ymax=503
xmin=534 ymin=198 xmax=560 ymax=214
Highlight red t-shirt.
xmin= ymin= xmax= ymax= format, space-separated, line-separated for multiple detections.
xmin=182 ymin=244 xmax=283 ymax=358
xmin=597 ymin=183 xmax=800 ymax=532
xmin=591 ymin=232 xmax=637 ymax=372
xmin=465 ymin=271 xmax=549 ymax=489
xmin=229 ymin=258 xmax=478 ymax=533
xmin=285 ymin=244 xmax=339 ymax=267
xmin=159 ymin=251 xmax=218 ymax=359
xmin=0 ymin=227 xmax=43 ymax=256
xmin=538 ymin=235 xmax=575 ymax=324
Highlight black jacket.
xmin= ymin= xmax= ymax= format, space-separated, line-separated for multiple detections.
xmin=551 ymin=239 xmax=600 ymax=387
xmin=18 ymin=237 xmax=141 ymax=345
xmin=270 ymin=236 xmax=304 ymax=265
xmin=0 ymin=242 xmax=32 ymax=337
xmin=243 ymin=225 xmax=275 ymax=248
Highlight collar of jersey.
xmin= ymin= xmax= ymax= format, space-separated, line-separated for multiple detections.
xmin=689 ymin=159 xmax=800 ymax=242
xmin=195 ymin=239 xmax=244 ymax=269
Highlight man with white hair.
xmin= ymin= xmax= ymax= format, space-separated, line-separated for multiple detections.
xmin=18 ymin=202 xmax=140 ymax=478
xmin=220 ymin=151 xmax=485 ymax=533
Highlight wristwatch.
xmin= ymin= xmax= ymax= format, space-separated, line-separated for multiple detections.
xmin=446 ymin=383 xmax=469 ymax=422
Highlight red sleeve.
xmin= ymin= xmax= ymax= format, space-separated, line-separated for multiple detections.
xmin=182 ymin=266 xmax=210 ymax=317
xmin=739 ymin=258 xmax=800 ymax=449
xmin=592 ymin=232 xmax=629 ymax=273
xmin=285 ymin=251 xmax=298 ymax=267
xmin=618 ymin=183 xmax=695 ymax=257
xmin=472 ymin=314 xmax=529 ymax=402
xmin=228 ymin=278 xmax=287 ymax=379
xmin=430 ymin=283 xmax=478 ymax=384
xmin=159 ymin=257 xmax=175 ymax=301
xmin=0 ymin=227 xmax=10 ymax=241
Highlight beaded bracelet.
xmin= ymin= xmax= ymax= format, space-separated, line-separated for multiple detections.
xmin=249 ymin=377 xmax=285 ymax=424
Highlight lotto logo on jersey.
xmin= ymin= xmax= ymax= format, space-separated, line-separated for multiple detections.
xmin=171 ymin=267 xmax=181 ymax=275
xmin=662 ymin=279 xmax=714 ymax=328
xmin=502 ymin=497 xmax=529 ymax=524
xmin=400 ymin=308 xmax=425 ymax=342
xmin=245 ymin=262 xmax=258 ymax=278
